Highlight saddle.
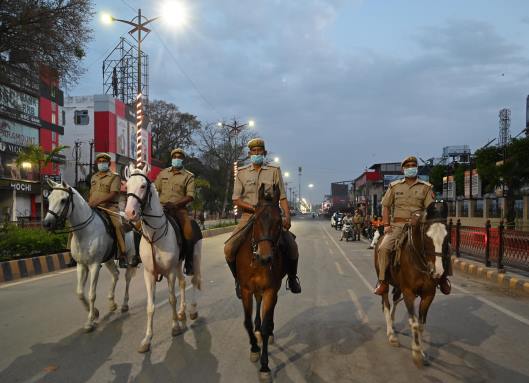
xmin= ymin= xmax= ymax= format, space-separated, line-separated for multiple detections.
xmin=165 ymin=213 xmax=203 ymax=275
xmin=393 ymin=224 xmax=411 ymax=268
xmin=93 ymin=209 xmax=118 ymax=263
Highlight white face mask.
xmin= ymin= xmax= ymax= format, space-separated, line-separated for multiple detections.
xmin=404 ymin=167 xmax=418 ymax=178
xmin=97 ymin=162 xmax=109 ymax=172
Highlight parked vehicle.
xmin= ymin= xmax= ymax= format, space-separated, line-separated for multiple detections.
xmin=331 ymin=212 xmax=343 ymax=228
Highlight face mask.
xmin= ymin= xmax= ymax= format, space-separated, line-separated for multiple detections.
xmin=404 ymin=167 xmax=418 ymax=178
xmin=97 ymin=162 xmax=109 ymax=172
xmin=172 ymin=158 xmax=183 ymax=168
xmin=250 ymin=154 xmax=264 ymax=165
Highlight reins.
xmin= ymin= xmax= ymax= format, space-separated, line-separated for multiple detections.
xmin=249 ymin=203 xmax=282 ymax=267
xmin=47 ymin=187 xmax=96 ymax=235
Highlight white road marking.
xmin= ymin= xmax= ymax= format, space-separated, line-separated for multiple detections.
xmin=0 ymin=268 xmax=76 ymax=289
xmin=453 ymin=284 xmax=529 ymax=327
xmin=335 ymin=261 xmax=344 ymax=275
xmin=322 ymin=225 xmax=373 ymax=291
xmin=347 ymin=289 xmax=369 ymax=324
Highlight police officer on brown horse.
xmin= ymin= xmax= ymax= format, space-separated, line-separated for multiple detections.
xmin=89 ymin=153 xmax=139 ymax=267
xmin=224 ymin=138 xmax=301 ymax=298
xmin=154 ymin=148 xmax=196 ymax=275
xmin=374 ymin=155 xmax=451 ymax=296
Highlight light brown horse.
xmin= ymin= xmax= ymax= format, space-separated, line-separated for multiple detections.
xmin=375 ymin=201 xmax=449 ymax=367
xmin=236 ymin=184 xmax=286 ymax=383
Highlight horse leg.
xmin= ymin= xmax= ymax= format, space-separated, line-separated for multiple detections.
xmin=382 ymin=293 xmax=399 ymax=347
xmin=138 ymin=269 xmax=156 ymax=353
xmin=242 ymin=289 xmax=261 ymax=363
xmin=189 ymin=240 xmax=202 ymax=320
xmin=121 ymin=265 xmax=136 ymax=313
xmin=176 ymin=265 xmax=187 ymax=325
xmin=168 ymin=271 xmax=184 ymax=336
xmin=104 ymin=260 xmax=119 ymax=312
xmin=254 ymin=294 xmax=263 ymax=345
xmin=403 ymin=290 xmax=422 ymax=368
xmin=84 ymin=263 xmax=101 ymax=332
xmin=76 ymin=263 xmax=89 ymax=312
xmin=418 ymin=293 xmax=435 ymax=365
xmin=259 ymin=291 xmax=277 ymax=383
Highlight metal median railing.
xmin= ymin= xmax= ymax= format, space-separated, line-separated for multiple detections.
xmin=449 ymin=219 xmax=529 ymax=273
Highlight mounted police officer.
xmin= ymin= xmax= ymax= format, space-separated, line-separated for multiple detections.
xmin=224 ymin=138 xmax=301 ymax=298
xmin=154 ymin=148 xmax=196 ymax=275
xmin=89 ymin=153 xmax=136 ymax=267
xmin=374 ymin=155 xmax=451 ymax=295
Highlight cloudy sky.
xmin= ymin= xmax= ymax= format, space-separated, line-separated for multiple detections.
xmin=71 ymin=0 xmax=529 ymax=203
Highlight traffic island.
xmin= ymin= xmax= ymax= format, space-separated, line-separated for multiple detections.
xmin=0 ymin=225 xmax=235 ymax=284
xmin=451 ymin=256 xmax=529 ymax=295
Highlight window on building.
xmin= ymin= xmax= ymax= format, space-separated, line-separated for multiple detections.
xmin=515 ymin=199 xmax=523 ymax=219
xmin=475 ymin=199 xmax=484 ymax=217
xmin=62 ymin=110 xmax=65 ymax=126
xmin=51 ymin=113 xmax=56 ymax=125
xmin=74 ymin=110 xmax=89 ymax=125
xmin=461 ymin=200 xmax=469 ymax=217
xmin=488 ymin=199 xmax=501 ymax=218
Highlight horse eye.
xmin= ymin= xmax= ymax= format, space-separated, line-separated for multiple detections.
xmin=140 ymin=184 xmax=146 ymax=189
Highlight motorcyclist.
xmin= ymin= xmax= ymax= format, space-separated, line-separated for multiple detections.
xmin=340 ymin=212 xmax=353 ymax=241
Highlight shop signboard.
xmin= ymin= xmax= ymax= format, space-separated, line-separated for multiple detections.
xmin=0 ymin=84 xmax=40 ymax=126
xmin=0 ymin=117 xmax=39 ymax=146
xmin=0 ymin=178 xmax=40 ymax=194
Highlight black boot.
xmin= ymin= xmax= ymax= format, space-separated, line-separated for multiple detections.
xmin=183 ymin=240 xmax=194 ymax=276
xmin=227 ymin=260 xmax=242 ymax=299
xmin=286 ymin=258 xmax=301 ymax=294
xmin=118 ymin=252 xmax=129 ymax=269
xmin=129 ymin=253 xmax=141 ymax=267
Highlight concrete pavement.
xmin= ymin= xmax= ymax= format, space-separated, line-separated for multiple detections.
xmin=1 ymin=217 xmax=529 ymax=382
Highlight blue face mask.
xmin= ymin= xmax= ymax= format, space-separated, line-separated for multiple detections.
xmin=97 ymin=162 xmax=109 ymax=172
xmin=250 ymin=154 xmax=264 ymax=165
xmin=404 ymin=167 xmax=418 ymax=178
xmin=172 ymin=158 xmax=183 ymax=168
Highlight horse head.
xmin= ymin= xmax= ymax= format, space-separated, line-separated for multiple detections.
xmin=252 ymin=183 xmax=282 ymax=266
xmin=424 ymin=200 xmax=449 ymax=256
xmin=43 ymin=179 xmax=74 ymax=230
xmin=124 ymin=164 xmax=151 ymax=222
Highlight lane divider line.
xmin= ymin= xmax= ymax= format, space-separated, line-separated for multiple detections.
xmin=322 ymin=224 xmax=373 ymax=292
xmin=335 ymin=261 xmax=344 ymax=276
xmin=347 ymin=289 xmax=369 ymax=324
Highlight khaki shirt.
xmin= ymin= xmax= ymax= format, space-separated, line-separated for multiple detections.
xmin=89 ymin=171 xmax=121 ymax=208
xmin=353 ymin=214 xmax=364 ymax=224
xmin=381 ymin=178 xmax=435 ymax=223
xmin=154 ymin=167 xmax=195 ymax=205
xmin=232 ymin=164 xmax=287 ymax=206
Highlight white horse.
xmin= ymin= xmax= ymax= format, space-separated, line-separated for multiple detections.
xmin=124 ymin=166 xmax=202 ymax=353
xmin=43 ymin=179 xmax=137 ymax=332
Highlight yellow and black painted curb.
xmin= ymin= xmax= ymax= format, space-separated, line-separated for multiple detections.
xmin=451 ymin=256 xmax=529 ymax=295
xmin=0 ymin=225 xmax=236 ymax=284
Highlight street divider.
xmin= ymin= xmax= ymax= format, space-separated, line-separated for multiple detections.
xmin=452 ymin=256 xmax=529 ymax=295
xmin=0 ymin=225 xmax=235 ymax=284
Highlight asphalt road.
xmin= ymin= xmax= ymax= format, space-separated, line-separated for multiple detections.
xmin=1 ymin=216 xmax=529 ymax=383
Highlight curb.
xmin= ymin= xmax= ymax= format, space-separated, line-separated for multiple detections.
xmin=0 ymin=225 xmax=236 ymax=284
xmin=451 ymin=256 xmax=529 ymax=295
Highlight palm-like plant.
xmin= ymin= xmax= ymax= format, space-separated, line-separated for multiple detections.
xmin=16 ymin=144 xmax=69 ymax=221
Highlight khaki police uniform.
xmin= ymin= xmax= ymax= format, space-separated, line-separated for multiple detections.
xmin=154 ymin=167 xmax=195 ymax=241
xmin=89 ymin=170 xmax=126 ymax=254
xmin=224 ymin=163 xmax=298 ymax=262
xmin=353 ymin=212 xmax=364 ymax=239
xmin=377 ymin=177 xmax=435 ymax=280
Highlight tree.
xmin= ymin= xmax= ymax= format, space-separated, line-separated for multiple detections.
xmin=0 ymin=0 xmax=93 ymax=86
xmin=190 ymin=178 xmax=210 ymax=218
xmin=197 ymin=122 xmax=253 ymax=217
xmin=476 ymin=137 xmax=529 ymax=227
xmin=16 ymin=144 xmax=69 ymax=220
xmin=428 ymin=165 xmax=447 ymax=194
xmin=146 ymin=100 xmax=201 ymax=164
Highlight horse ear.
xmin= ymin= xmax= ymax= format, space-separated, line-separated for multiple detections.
xmin=46 ymin=178 xmax=57 ymax=188
xmin=61 ymin=179 xmax=68 ymax=188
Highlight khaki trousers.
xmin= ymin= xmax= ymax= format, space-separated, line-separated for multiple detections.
xmin=107 ymin=206 xmax=126 ymax=255
xmin=224 ymin=213 xmax=252 ymax=262
xmin=377 ymin=225 xmax=404 ymax=280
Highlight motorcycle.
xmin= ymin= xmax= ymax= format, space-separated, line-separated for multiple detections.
xmin=335 ymin=217 xmax=343 ymax=230
xmin=342 ymin=223 xmax=354 ymax=241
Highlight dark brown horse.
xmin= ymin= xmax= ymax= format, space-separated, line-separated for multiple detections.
xmin=236 ymin=184 xmax=286 ymax=383
xmin=374 ymin=201 xmax=449 ymax=367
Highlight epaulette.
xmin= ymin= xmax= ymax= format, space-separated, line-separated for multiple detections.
xmin=389 ymin=178 xmax=406 ymax=187
xmin=185 ymin=169 xmax=195 ymax=177
xmin=238 ymin=164 xmax=251 ymax=170
xmin=417 ymin=179 xmax=432 ymax=187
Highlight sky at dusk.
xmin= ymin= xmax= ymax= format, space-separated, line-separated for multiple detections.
xmin=70 ymin=0 xmax=529 ymax=204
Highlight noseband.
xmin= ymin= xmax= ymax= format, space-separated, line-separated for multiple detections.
xmin=46 ymin=187 xmax=74 ymax=229
xmin=126 ymin=173 xmax=153 ymax=210
xmin=251 ymin=202 xmax=282 ymax=257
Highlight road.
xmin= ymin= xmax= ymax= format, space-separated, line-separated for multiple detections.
xmin=1 ymin=216 xmax=529 ymax=383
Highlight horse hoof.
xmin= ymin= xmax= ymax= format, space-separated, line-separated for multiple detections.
xmin=177 ymin=312 xmax=187 ymax=322
xmin=84 ymin=323 xmax=95 ymax=333
xmin=121 ymin=305 xmax=129 ymax=313
xmin=412 ymin=351 xmax=423 ymax=368
xmin=109 ymin=302 xmax=118 ymax=312
xmin=172 ymin=326 xmax=184 ymax=337
xmin=255 ymin=331 xmax=263 ymax=345
xmin=389 ymin=335 xmax=400 ymax=347
xmin=268 ymin=335 xmax=275 ymax=345
xmin=259 ymin=371 xmax=273 ymax=383
xmin=190 ymin=312 xmax=198 ymax=320
xmin=94 ymin=308 xmax=100 ymax=319
xmin=137 ymin=342 xmax=151 ymax=353
xmin=250 ymin=351 xmax=260 ymax=363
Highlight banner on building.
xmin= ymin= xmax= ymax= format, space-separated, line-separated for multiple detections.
xmin=0 ymin=117 xmax=39 ymax=146
xmin=0 ymin=84 xmax=40 ymax=126
xmin=464 ymin=169 xmax=482 ymax=198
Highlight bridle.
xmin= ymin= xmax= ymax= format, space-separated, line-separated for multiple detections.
xmin=126 ymin=173 xmax=168 ymax=244
xmin=46 ymin=187 xmax=95 ymax=234
xmin=250 ymin=201 xmax=282 ymax=260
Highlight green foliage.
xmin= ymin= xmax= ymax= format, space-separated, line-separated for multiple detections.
xmin=16 ymin=144 xmax=69 ymax=170
xmin=0 ymin=225 xmax=68 ymax=261
xmin=475 ymin=146 xmax=501 ymax=193
xmin=208 ymin=221 xmax=237 ymax=229
xmin=429 ymin=165 xmax=447 ymax=193
xmin=453 ymin=163 xmax=467 ymax=196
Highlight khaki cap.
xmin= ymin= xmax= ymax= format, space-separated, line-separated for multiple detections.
xmin=171 ymin=148 xmax=186 ymax=158
xmin=247 ymin=138 xmax=265 ymax=149
xmin=95 ymin=152 xmax=111 ymax=161
xmin=401 ymin=155 xmax=418 ymax=167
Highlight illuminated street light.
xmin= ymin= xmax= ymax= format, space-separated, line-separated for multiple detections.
xmin=274 ymin=157 xmax=280 ymax=163
xmin=160 ymin=1 xmax=188 ymax=28
xmin=284 ymin=171 xmax=290 ymax=178
xmin=248 ymin=120 xmax=255 ymax=128
xmin=308 ymin=183 xmax=314 ymax=188
xmin=101 ymin=12 xmax=113 ymax=25
xmin=21 ymin=162 xmax=32 ymax=169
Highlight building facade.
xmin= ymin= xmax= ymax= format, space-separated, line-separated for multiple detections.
xmin=0 ymin=64 xmax=63 ymax=221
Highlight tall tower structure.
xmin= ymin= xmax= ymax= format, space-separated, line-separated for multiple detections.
xmin=498 ymin=108 xmax=511 ymax=148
